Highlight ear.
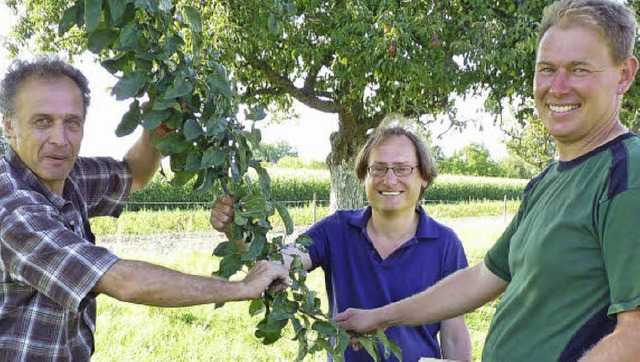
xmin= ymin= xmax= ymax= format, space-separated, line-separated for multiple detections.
xmin=2 ymin=116 xmax=15 ymax=138
xmin=421 ymin=180 xmax=429 ymax=189
xmin=617 ymin=55 xmax=639 ymax=94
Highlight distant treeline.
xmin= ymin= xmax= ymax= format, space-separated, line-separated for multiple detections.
xmin=126 ymin=169 xmax=527 ymax=211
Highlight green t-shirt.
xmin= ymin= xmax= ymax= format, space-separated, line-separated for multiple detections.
xmin=483 ymin=133 xmax=640 ymax=361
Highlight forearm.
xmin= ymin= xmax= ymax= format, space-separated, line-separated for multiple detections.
xmin=380 ymin=262 xmax=506 ymax=328
xmin=94 ymin=259 xmax=251 ymax=307
xmin=280 ymin=243 xmax=313 ymax=270
xmin=579 ymin=310 xmax=640 ymax=361
xmin=440 ymin=316 xmax=472 ymax=361
xmin=124 ymin=130 xmax=162 ymax=192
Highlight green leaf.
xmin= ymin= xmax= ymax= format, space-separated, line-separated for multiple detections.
xmin=84 ymin=0 xmax=102 ymax=32
xmin=100 ymin=53 xmax=128 ymax=74
xmin=268 ymin=13 xmax=280 ymax=36
xmin=255 ymin=318 xmax=288 ymax=345
xmin=112 ymin=71 xmax=146 ymax=100
xmin=169 ymin=151 xmax=186 ymax=172
xmin=59 ymin=3 xmax=81 ymax=36
xmin=169 ymin=171 xmax=195 ymax=187
xmin=275 ymin=202 xmax=294 ymax=235
xmin=206 ymin=114 xmax=227 ymax=139
xmin=311 ymin=320 xmax=336 ymax=335
xmin=141 ymin=109 xmax=171 ymax=129
xmin=242 ymin=233 xmax=266 ymax=261
xmin=115 ymin=99 xmax=140 ymax=137
xmin=155 ymin=132 xmax=188 ymax=154
xmin=268 ymin=306 xmax=295 ymax=322
xmin=207 ymin=71 xmax=234 ymax=100
xmin=151 ymin=98 xmax=176 ymax=111
xmin=184 ymin=150 xmax=202 ymax=172
xmin=358 ymin=338 xmax=380 ymax=362
xmin=116 ymin=22 xmax=144 ymax=51
xmin=212 ymin=241 xmax=238 ymax=257
xmin=245 ymin=104 xmax=267 ymax=121
xmin=295 ymin=338 xmax=308 ymax=361
xmin=201 ymin=147 xmax=227 ymax=168
xmin=108 ymin=0 xmax=127 ymax=22
xmin=388 ymin=339 xmax=403 ymax=361
xmin=87 ymin=28 xmax=119 ymax=53
xmin=249 ymin=298 xmax=265 ymax=316
xmin=253 ymin=163 xmax=272 ymax=198
xmin=375 ymin=330 xmax=392 ymax=359
xmin=184 ymin=5 xmax=202 ymax=33
xmin=234 ymin=213 xmax=248 ymax=227
xmin=134 ymin=0 xmax=158 ymax=13
xmin=216 ymin=254 xmax=242 ymax=279
xmin=193 ymin=168 xmax=217 ymax=194
xmin=164 ymin=77 xmax=193 ymax=99
xmin=334 ymin=329 xmax=352 ymax=358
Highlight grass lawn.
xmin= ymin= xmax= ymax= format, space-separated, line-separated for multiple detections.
xmin=92 ymin=215 xmax=508 ymax=361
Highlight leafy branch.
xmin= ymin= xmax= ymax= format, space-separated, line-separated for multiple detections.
xmin=58 ymin=0 xmax=400 ymax=360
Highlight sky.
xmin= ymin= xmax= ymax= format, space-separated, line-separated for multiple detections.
xmin=0 ymin=3 xmax=508 ymax=162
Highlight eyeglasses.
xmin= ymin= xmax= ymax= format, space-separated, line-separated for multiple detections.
xmin=367 ymin=165 xmax=417 ymax=177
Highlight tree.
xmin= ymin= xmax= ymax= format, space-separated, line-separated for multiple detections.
xmin=254 ymin=141 xmax=298 ymax=164
xmin=437 ymin=143 xmax=499 ymax=177
xmin=7 ymin=1 xmax=640 ymax=209
xmin=497 ymin=156 xmax=535 ymax=179
xmin=1 ymin=0 xmax=556 ymax=209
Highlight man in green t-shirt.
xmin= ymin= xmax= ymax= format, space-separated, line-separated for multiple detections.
xmin=335 ymin=0 xmax=640 ymax=360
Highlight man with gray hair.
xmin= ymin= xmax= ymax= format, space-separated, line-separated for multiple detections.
xmin=0 ymin=56 xmax=289 ymax=360
xmin=336 ymin=0 xmax=640 ymax=360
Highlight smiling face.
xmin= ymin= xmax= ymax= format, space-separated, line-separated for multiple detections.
xmin=3 ymin=76 xmax=85 ymax=194
xmin=534 ymin=24 xmax=636 ymax=158
xmin=364 ymin=135 xmax=428 ymax=215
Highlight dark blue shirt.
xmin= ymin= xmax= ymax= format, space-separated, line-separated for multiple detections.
xmin=305 ymin=207 xmax=468 ymax=362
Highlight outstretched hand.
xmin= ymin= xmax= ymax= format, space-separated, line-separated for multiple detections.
xmin=334 ymin=308 xmax=386 ymax=334
xmin=241 ymin=260 xmax=292 ymax=300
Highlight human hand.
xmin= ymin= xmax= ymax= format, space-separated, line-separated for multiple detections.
xmin=241 ymin=260 xmax=292 ymax=299
xmin=334 ymin=308 xmax=385 ymax=334
xmin=210 ymin=194 xmax=235 ymax=238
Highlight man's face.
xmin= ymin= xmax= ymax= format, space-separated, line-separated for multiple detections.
xmin=3 ymin=76 xmax=85 ymax=194
xmin=534 ymin=25 xmax=627 ymax=150
xmin=364 ymin=135 xmax=428 ymax=215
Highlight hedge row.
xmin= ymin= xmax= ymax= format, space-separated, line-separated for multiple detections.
xmin=126 ymin=172 xmax=528 ymax=211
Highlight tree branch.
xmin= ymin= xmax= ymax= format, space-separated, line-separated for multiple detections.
xmin=243 ymin=53 xmax=340 ymax=113
xmin=303 ymin=51 xmax=334 ymax=91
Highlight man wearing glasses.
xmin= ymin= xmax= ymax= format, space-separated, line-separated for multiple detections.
xmin=211 ymin=121 xmax=471 ymax=361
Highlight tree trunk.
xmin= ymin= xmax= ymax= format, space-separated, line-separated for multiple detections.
xmin=328 ymin=158 xmax=363 ymax=212
xmin=325 ymin=107 xmax=379 ymax=211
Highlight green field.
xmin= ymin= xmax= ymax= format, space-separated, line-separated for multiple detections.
xmin=92 ymin=205 xmax=510 ymax=361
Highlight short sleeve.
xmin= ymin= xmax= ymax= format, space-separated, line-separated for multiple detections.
xmin=600 ymin=187 xmax=640 ymax=315
xmin=484 ymin=209 xmax=524 ymax=283
xmin=303 ymin=213 xmax=340 ymax=271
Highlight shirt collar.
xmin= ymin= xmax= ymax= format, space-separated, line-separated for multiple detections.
xmin=347 ymin=206 xmax=441 ymax=241
xmin=5 ymin=147 xmax=69 ymax=207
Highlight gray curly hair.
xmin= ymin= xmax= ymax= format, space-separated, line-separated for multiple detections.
xmin=0 ymin=55 xmax=91 ymax=123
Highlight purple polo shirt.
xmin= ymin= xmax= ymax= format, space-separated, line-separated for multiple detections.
xmin=305 ymin=207 xmax=468 ymax=362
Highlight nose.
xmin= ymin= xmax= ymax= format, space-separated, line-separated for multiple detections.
xmin=549 ymin=70 xmax=570 ymax=96
xmin=382 ymin=168 xmax=399 ymax=184
xmin=48 ymin=120 xmax=67 ymax=145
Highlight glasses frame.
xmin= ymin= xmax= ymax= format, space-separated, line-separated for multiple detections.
xmin=367 ymin=165 xmax=417 ymax=177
